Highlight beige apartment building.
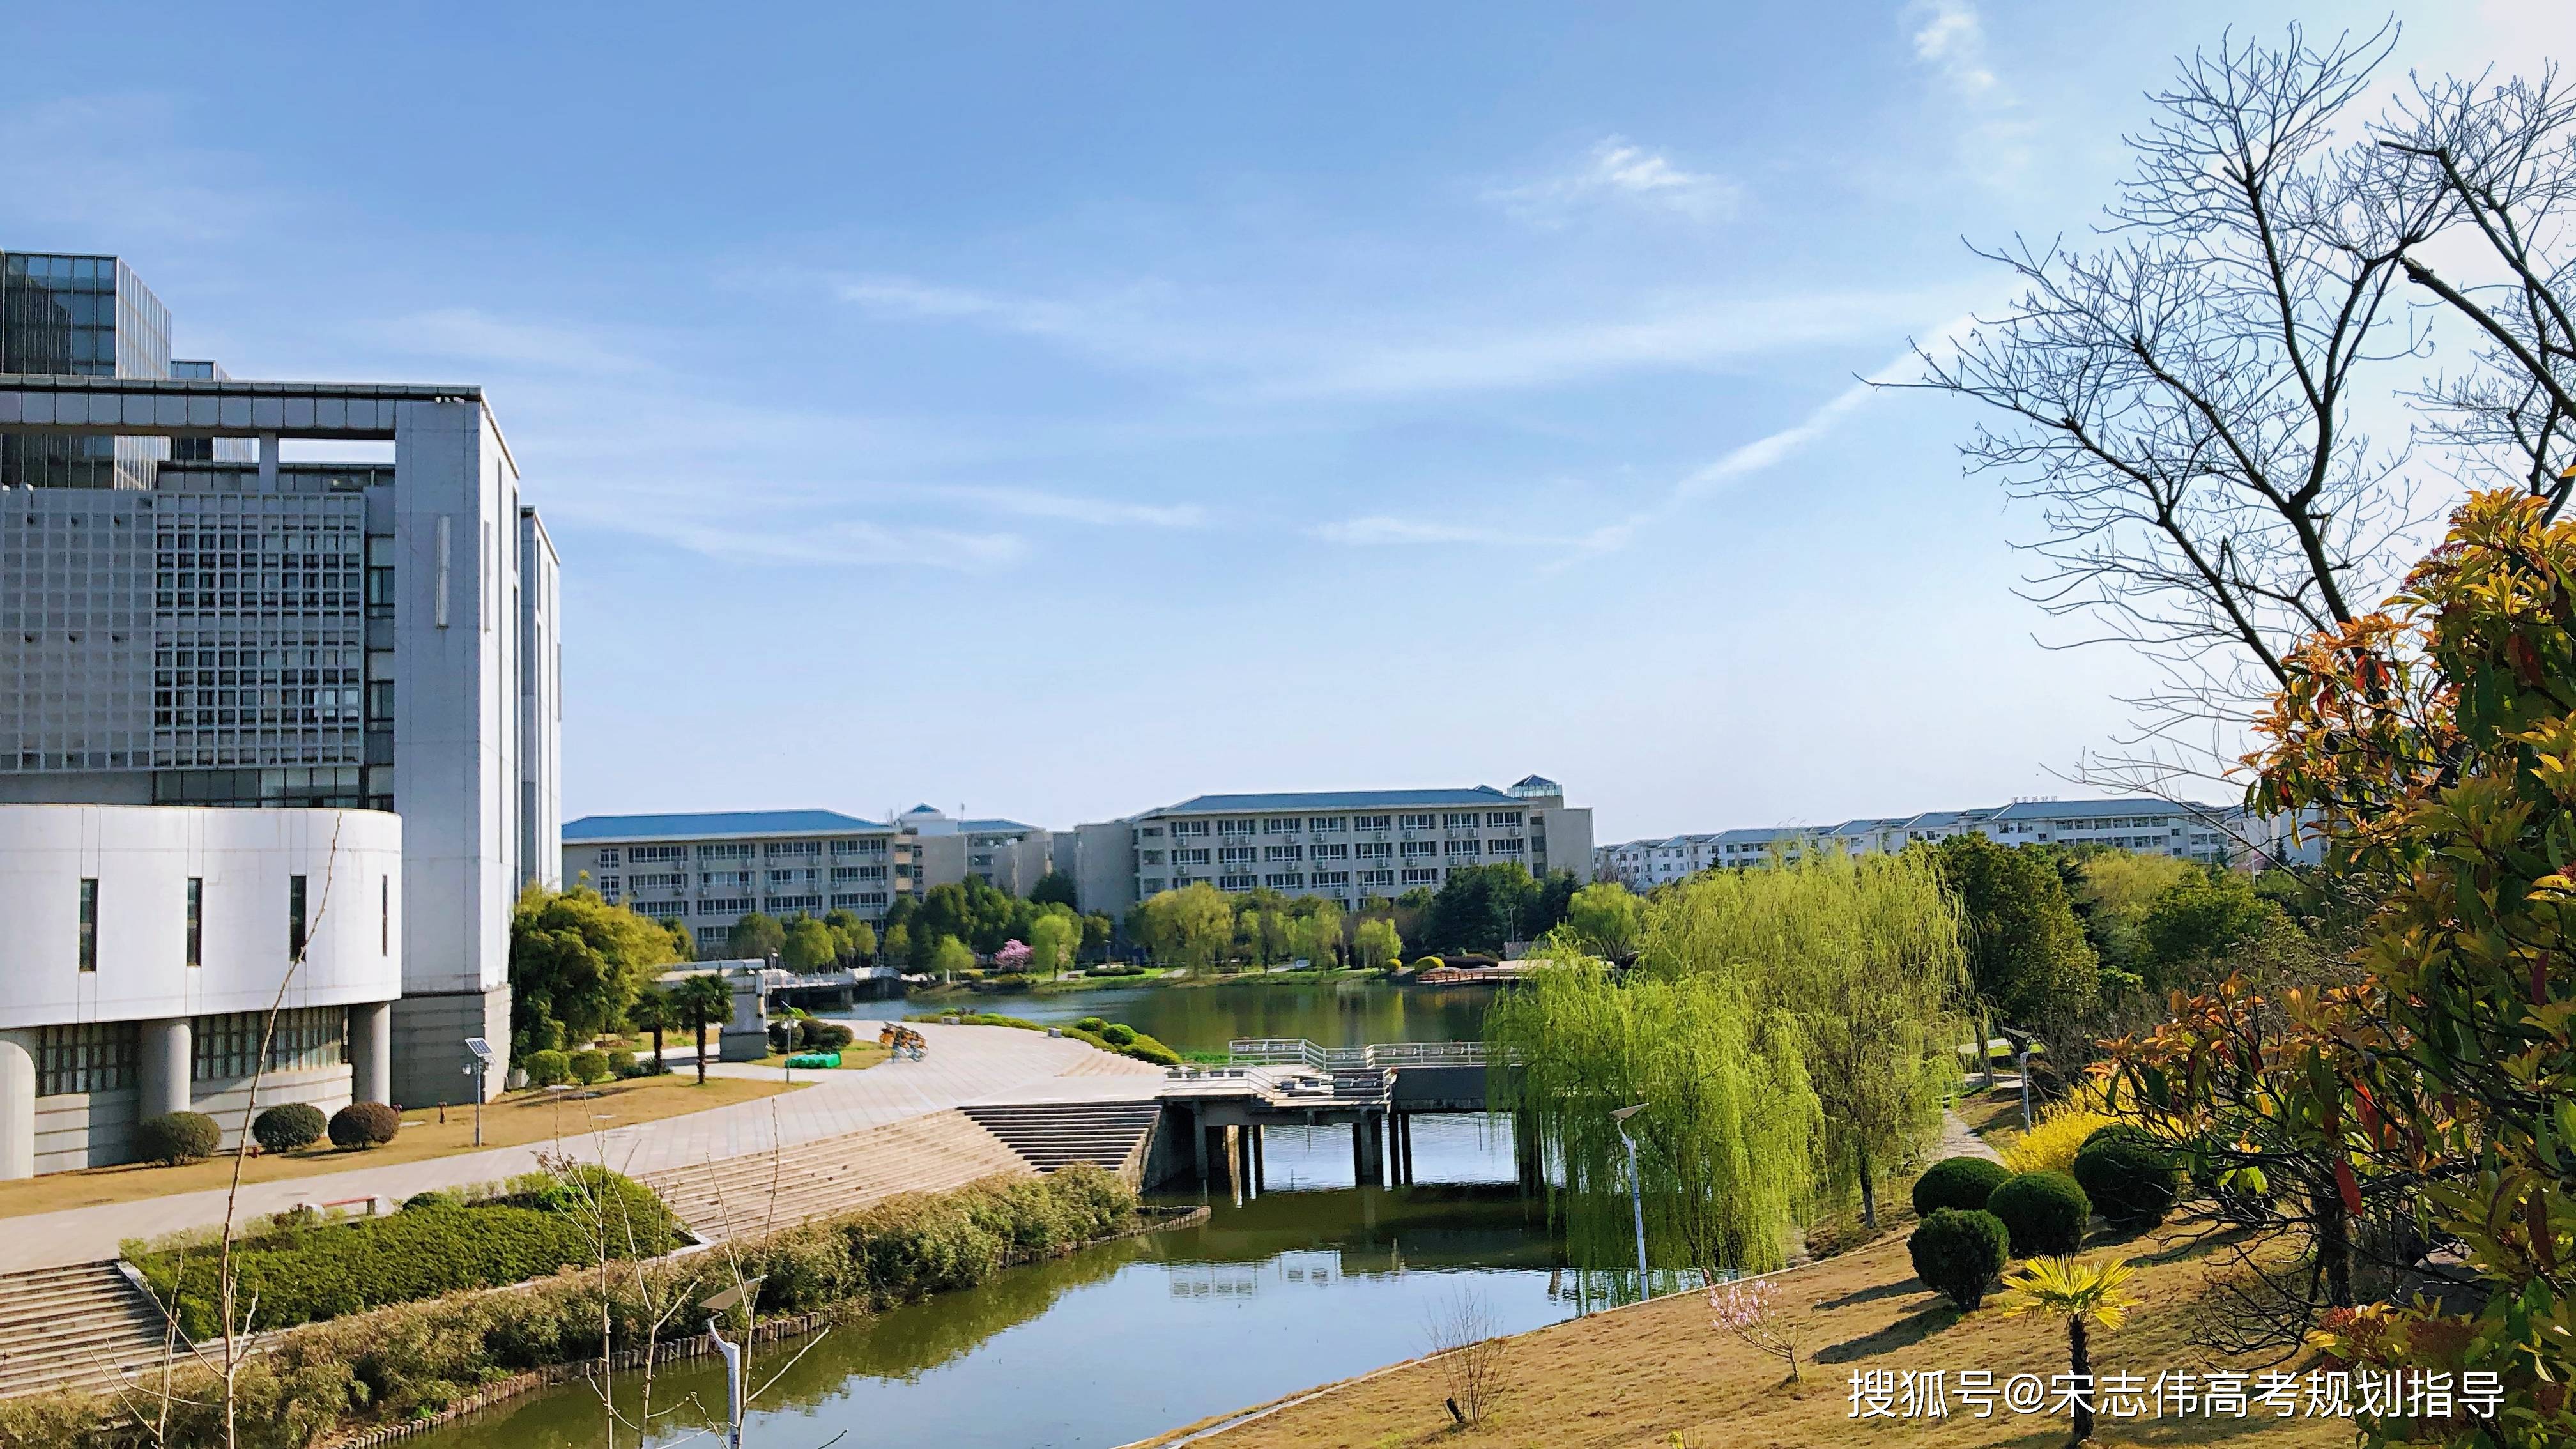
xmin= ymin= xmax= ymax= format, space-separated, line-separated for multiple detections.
xmin=1067 ymin=775 xmax=1593 ymax=917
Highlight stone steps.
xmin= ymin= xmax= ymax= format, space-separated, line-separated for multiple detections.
xmin=958 ymin=1101 xmax=1163 ymax=1179
xmin=641 ymin=1108 xmax=1034 ymax=1238
xmin=0 ymin=1261 xmax=183 ymax=1400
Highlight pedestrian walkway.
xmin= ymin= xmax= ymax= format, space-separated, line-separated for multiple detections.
xmin=1936 ymin=1104 xmax=2005 ymax=1163
xmin=0 ymin=1023 xmax=1163 ymax=1271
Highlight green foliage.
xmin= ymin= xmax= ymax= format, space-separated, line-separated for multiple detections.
xmin=1986 ymin=1171 xmax=2090 ymax=1256
xmin=1351 ymin=916 xmax=1402 ymax=971
xmin=1641 ymin=848 xmax=1968 ymax=1223
xmin=1026 ymin=908 xmax=1080 ymax=978
xmin=133 ymin=1167 xmax=682 ymax=1338
xmin=919 ymin=878 xmax=1021 ymax=954
xmin=1421 ymin=862 xmax=1541 ymax=953
xmin=1561 ymin=880 xmax=1644 ymax=957
xmin=781 ymin=915 xmax=838 ymax=972
xmin=2135 ymin=868 xmax=2285 ymax=990
xmin=1488 ymin=960 xmax=1819 ymax=1275
xmin=1029 ymin=870 xmax=1079 ymax=910
xmin=1908 ymin=1208 xmax=2012 ymax=1310
xmin=605 ymin=1048 xmax=641 ymax=1078
xmin=1931 ymin=834 xmax=2098 ymax=1024
xmin=1133 ymin=882 xmax=1235 ymax=969
xmin=728 ymin=910 xmax=786 ymax=960
xmin=567 ymin=1048 xmax=610 ymax=1085
xmin=1073 ymin=1016 xmax=1108 ymax=1033
xmin=2071 ymin=1137 xmax=2182 ymax=1233
xmin=930 ymin=936 xmax=977 ymax=977
xmin=137 ymin=1111 xmax=220 ymax=1165
xmin=1099 ymin=1023 xmax=1136 ymax=1046
xmin=507 ymin=884 xmax=679 ymax=1058
xmin=520 ymin=1048 xmax=571 ymax=1088
xmin=251 ymin=1103 xmax=327 ymax=1153
xmin=328 ymin=1101 xmax=401 ymax=1149
xmin=1910 ymin=1155 xmax=2012 ymax=1217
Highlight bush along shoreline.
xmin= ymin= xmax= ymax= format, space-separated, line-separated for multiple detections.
xmin=4 ymin=1164 xmax=1151 ymax=1449
xmin=913 ymin=1009 xmax=1183 ymax=1067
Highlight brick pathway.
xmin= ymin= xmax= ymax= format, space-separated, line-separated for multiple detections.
xmin=0 ymin=1024 xmax=1163 ymax=1271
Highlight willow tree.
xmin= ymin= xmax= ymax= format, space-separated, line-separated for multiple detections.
xmin=1641 ymin=847 xmax=1970 ymax=1228
xmin=1487 ymin=960 xmax=1819 ymax=1277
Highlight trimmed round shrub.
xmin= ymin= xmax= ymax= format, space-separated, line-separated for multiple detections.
xmin=1912 ymin=1155 xmax=2012 ymax=1218
xmin=567 ymin=1049 xmax=610 ymax=1085
xmin=521 ymin=1049 xmax=571 ymax=1088
xmin=1986 ymin=1170 xmax=2092 ymax=1256
xmin=1100 ymin=1023 xmax=1138 ymax=1046
xmin=137 ymin=1111 xmax=221 ymax=1165
xmin=1074 ymin=1016 xmax=1109 ymax=1033
xmin=606 ymin=1048 xmax=640 ymax=1078
xmin=2073 ymin=1136 xmax=2184 ymax=1233
xmin=251 ymin=1102 xmax=328 ymax=1153
xmin=1908 ymin=1208 xmax=2012 ymax=1310
xmin=329 ymin=1100 xmax=401 ymax=1150
xmin=403 ymin=1190 xmax=457 ymax=1209
xmin=2080 ymin=1122 xmax=2158 ymax=1155
xmin=810 ymin=1022 xmax=855 ymax=1050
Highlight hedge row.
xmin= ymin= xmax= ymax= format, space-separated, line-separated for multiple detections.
xmin=918 ymin=1011 xmax=1183 ymax=1068
xmin=20 ymin=1165 xmax=1138 ymax=1449
xmin=130 ymin=1167 xmax=683 ymax=1338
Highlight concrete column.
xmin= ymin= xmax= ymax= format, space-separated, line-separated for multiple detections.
xmin=257 ymin=433 xmax=280 ymax=488
xmin=1250 ymin=1124 xmax=1265 ymax=1191
xmin=138 ymin=1018 xmax=192 ymax=1120
xmin=348 ymin=1001 xmax=393 ymax=1105
xmin=1351 ymin=1117 xmax=1370 ymax=1186
xmin=0 ymin=1037 xmax=34 ymax=1181
xmin=1236 ymin=1125 xmax=1257 ymax=1199
xmin=1191 ymin=1107 xmax=1209 ymax=1185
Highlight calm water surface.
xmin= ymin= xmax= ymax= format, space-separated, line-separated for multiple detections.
xmin=836 ymin=976 xmax=1499 ymax=1052
xmin=417 ymin=1116 xmax=1583 ymax=1449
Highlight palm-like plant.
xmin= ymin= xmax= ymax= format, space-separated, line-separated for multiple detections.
xmin=1998 ymin=1255 xmax=2137 ymax=1445
xmin=671 ymin=974 xmax=735 ymax=1085
xmin=627 ymin=988 xmax=673 ymax=1073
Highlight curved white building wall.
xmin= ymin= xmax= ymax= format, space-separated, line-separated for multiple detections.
xmin=0 ymin=804 xmax=402 ymax=1176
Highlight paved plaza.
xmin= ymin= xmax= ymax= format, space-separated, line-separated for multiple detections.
xmin=0 ymin=1023 xmax=1163 ymax=1271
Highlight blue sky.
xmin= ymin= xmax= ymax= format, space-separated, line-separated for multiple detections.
xmin=5 ymin=2 xmax=2564 ymax=841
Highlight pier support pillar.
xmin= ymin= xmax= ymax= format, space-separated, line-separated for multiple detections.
xmin=1250 ymin=1124 xmax=1264 ymax=1192
xmin=1191 ymin=1107 xmax=1209 ymax=1187
xmin=1397 ymin=1112 xmax=1415 ymax=1184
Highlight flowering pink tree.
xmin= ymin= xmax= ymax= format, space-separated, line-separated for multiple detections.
xmin=994 ymin=939 xmax=1033 ymax=972
xmin=1709 ymin=1278 xmax=1811 ymax=1382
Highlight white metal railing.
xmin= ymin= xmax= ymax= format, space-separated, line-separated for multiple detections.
xmin=1224 ymin=1038 xmax=1491 ymax=1071
xmin=1227 ymin=1038 xmax=1329 ymax=1071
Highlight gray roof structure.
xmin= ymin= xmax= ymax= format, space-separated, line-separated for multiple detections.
xmin=1147 ymin=786 xmax=1521 ymax=816
xmin=564 ymin=809 xmax=889 ymax=842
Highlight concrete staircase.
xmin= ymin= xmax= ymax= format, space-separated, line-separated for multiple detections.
xmin=959 ymin=1101 xmax=1163 ymax=1181
xmin=642 ymin=1108 xmax=1034 ymax=1238
xmin=0 ymin=1261 xmax=181 ymax=1400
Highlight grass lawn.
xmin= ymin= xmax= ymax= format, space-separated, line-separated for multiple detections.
xmin=1142 ymin=1219 xmax=2352 ymax=1449
xmin=0 ymin=1073 xmax=802 ymax=1219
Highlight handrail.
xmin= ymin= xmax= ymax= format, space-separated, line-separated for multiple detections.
xmin=1224 ymin=1037 xmax=1492 ymax=1070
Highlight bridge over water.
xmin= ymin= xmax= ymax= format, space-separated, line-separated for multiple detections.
xmin=1153 ymin=1038 xmax=1528 ymax=1193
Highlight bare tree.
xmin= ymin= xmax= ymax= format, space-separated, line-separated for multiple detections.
xmin=1423 ymin=1287 xmax=1512 ymax=1429
xmin=1900 ymin=26 xmax=2452 ymax=788
xmin=2376 ymin=68 xmax=2576 ymax=507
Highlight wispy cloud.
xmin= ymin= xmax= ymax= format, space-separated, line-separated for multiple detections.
xmin=0 ymin=95 xmax=289 ymax=243
xmin=924 ymin=484 xmax=1208 ymax=530
xmin=1904 ymin=1 xmax=2032 ymax=185
xmin=1308 ymin=514 xmax=1635 ymax=551
xmin=1487 ymin=136 xmax=1742 ymax=227
xmin=375 ymin=308 xmax=657 ymax=377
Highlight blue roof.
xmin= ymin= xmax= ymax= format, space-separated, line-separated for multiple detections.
xmin=962 ymin=818 xmax=1038 ymax=833
xmin=564 ymin=809 xmax=890 ymax=842
xmin=1151 ymin=786 xmax=1519 ymax=815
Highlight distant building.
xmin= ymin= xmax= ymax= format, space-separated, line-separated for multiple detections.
xmin=562 ymin=809 xmax=901 ymax=954
xmin=890 ymin=804 xmax=1055 ymax=896
xmin=1071 ymin=774 xmax=1594 ymax=918
xmin=1595 ymin=797 xmax=2304 ymax=891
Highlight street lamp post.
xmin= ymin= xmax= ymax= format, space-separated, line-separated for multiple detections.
xmin=463 ymin=1037 xmax=495 ymax=1147
xmin=1611 ymin=1103 xmax=1649 ymax=1289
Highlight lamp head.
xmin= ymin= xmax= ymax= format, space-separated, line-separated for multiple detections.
xmin=1610 ymin=1103 xmax=1647 ymax=1125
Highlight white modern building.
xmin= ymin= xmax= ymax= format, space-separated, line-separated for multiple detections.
xmin=1 ymin=249 xmax=560 ymax=1110
xmin=896 ymin=804 xmax=1054 ymax=896
xmin=1593 ymin=796 xmax=2301 ymax=891
xmin=1070 ymin=774 xmax=1594 ymax=917
xmin=564 ymin=810 xmax=903 ymax=954
xmin=0 ymin=804 xmax=401 ymax=1176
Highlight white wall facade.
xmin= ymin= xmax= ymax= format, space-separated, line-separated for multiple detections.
xmin=0 ymin=802 xmax=401 ymax=1175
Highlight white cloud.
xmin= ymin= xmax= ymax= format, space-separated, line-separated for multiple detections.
xmin=375 ymin=308 xmax=656 ymax=377
xmin=549 ymin=492 xmax=1027 ymax=571
xmin=1487 ymin=136 xmax=1742 ymax=227
xmin=1910 ymin=0 xmax=1999 ymax=100
xmin=0 ymin=95 xmax=288 ymax=243
xmin=1309 ymin=514 xmax=1633 ymax=552
xmin=924 ymin=484 xmax=1207 ymax=530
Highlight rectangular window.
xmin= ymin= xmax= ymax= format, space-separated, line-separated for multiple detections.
xmin=1265 ymin=872 xmax=1305 ymax=889
xmin=1353 ymin=815 xmax=1391 ymax=831
xmin=36 ymin=1022 xmax=137 ymax=1096
xmin=1399 ymin=813 xmax=1436 ymax=830
xmin=1443 ymin=811 xmax=1480 ymax=829
xmin=1264 ymin=817 xmax=1301 ymax=834
xmin=1308 ymin=816 xmax=1347 ymax=832
xmin=632 ymin=900 xmax=689 ymax=919
xmin=595 ymin=848 xmax=622 ymax=866
xmin=289 ymin=874 xmax=308 ymax=960
xmin=1312 ymin=843 xmax=1349 ymax=861
xmin=1218 ymin=819 xmax=1256 ymax=837
xmin=379 ymin=875 xmax=389 ymax=954
xmin=1358 ymin=868 xmax=1395 ymax=887
xmin=1312 ymin=870 xmax=1351 ymax=886
xmin=192 ymin=1008 xmax=347 ymax=1081
xmin=629 ymin=845 xmax=688 ymax=863
xmin=1354 ymin=841 xmax=1392 ymax=860
xmin=1165 ymin=820 xmax=1207 ymax=838
xmin=1400 ymin=840 xmax=1438 ymax=858
xmin=1175 ymin=847 xmax=1211 ymax=865
xmin=78 ymin=878 xmax=98 ymax=972
xmin=1218 ymin=845 xmax=1257 ymax=864
xmin=187 ymin=877 xmax=204 ymax=967
xmin=1218 ymin=874 xmax=1257 ymax=891
xmin=1401 ymin=866 xmax=1441 ymax=885
xmin=1446 ymin=839 xmax=1482 ymax=857
xmin=1264 ymin=844 xmax=1303 ymax=861
xmin=1487 ymin=811 xmax=1523 ymax=828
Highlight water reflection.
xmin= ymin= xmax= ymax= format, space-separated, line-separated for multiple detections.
xmin=831 ymin=977 xmax=1499 ymax=1054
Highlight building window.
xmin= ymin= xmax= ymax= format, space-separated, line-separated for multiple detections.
xmin=36 ymin=1022 xmax=137 ymax=1096
xmin=1355 ymin=841 xmax=1392 ymax=860
xmin=1218 ymin=819 xmax=1256 ymax=837
xmin=1265 ymin=844 xmax=1303 ymax=862
xmin=187 ymin=877 xmax=205 ymax=967
xmin=765 ymin=841 xmax=821 ymax=857
xmin=1218 ymin=873 xmax=1256 ymax=891
xmin=1175 ymin=847 xmax=1211 ymax=865
xmin=1446 ymin=839 xmax=1482 ymax=857
xmin=1399 ymin=813 xmax=1436 ymax=830
xmin=595 ymin=848 xmax=622 ymax=867
xmin=1401 ymin=866 xmax=1441 ymax=885
xmin=630 ymin=845 xmax=687 ymax=863
xmin=697 ymin=898 xmax=754 ymax=916
xmin=379 ymin=876 xmax=389 ymax=955
xmin=1309 ymin=816 xmax=1347 ymax=832
xmin=289 ymin=874 xmax=308 ymax=960
xmin=1265 ymin=872 xmax=1305 ymax=889
xmin=1354 ymin=815 xmax=1391 ymax=831
xmin=632 ymin=900 xmax=689 ymax=919
xmin=192 ymin=1007 xmax=347 ymax=1081
xmin=696 ymin=843 xmax=755 ymax=861
xmin=1165 ymin=820 xmax=1206 ymax=837
xmin=1400 ymin=840 xmax=1438 ymax=858
xmin=78 ymin=878 xmax=98 ymax=972
xmin=1263 ymin=817 xmax=1301 ymax=834
xmin=1487 ymin=811 xmax=1523 ymax=828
